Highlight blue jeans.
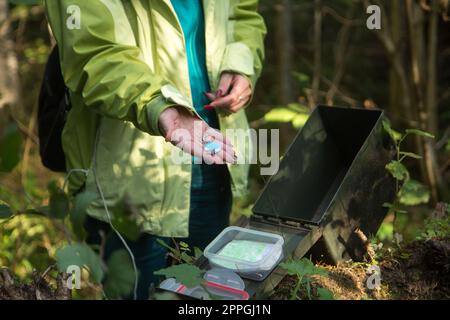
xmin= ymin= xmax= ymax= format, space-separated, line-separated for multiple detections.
xmin=181 ymin=174 xmax=232 ymax=250
xmin=85 ymin=166 xmax=232 ymax=300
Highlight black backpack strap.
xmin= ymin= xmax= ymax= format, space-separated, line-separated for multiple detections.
xmin=37 ymin=46 xmax=71 ymax=172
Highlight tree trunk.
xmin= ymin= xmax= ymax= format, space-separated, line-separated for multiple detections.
xmin=388 ymin=0 xmax=403 ymax=117
xmin=275 ymin=0 xmax=294 ymax=104
xmin=0 ymin=0 xmax=22 ymax=134
xmin=311 ymin=0 xmax=322 ymax=106
xmin=425 ymin=0 xmax=449 ymax=201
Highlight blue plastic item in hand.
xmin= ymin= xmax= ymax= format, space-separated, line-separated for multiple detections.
xmin=204 ymin=141 xmax=222 ymax=155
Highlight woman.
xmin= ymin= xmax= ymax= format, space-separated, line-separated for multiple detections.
xmin=44 ymin=0 xmax=266 ymax=299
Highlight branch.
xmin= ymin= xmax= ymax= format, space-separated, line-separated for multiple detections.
xmin=326 ymin=5 xmax=356 ymax=105
xmin=311 ymin=0 xmax=322 ymax=106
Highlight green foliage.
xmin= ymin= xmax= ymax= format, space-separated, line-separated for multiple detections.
xmin=316 ymin=287 xmax=335 ymax=300
xmin=280 ymin=258 xmax=334 ymax=300
xmin=154 ymin=264 xmax=205 ymax=289
xmin=281 ymin=258 xmax=327 ymax=278
xmin=376 ymin=220 xmax=395 ymax=242
xmin=0 ymin=124 xmax=23 ymax=173
xmin=156 ymin=239 xmax=203 ymax=265
xmin=55 ymin=243 xmax=104 ymax=284
xmin=264 ymin=103 xmax=309 ymax=129
xmin=399 ymin=180 xmax=431 ymax=206
xmin=0 ymin=214 xmax=64 ymax=276
xmin=0 ymin=204 xmax=13 ymax=220
xmin=417 ymin=205 xmax=450 ymax=240
xmin=385 ymin=161 xmax=409 ymax=181
xmin=404 ymin=129 xmax=435 ymax=139
xmin=382 ymin=120 xmax=402 ymax=142
xmin=23 ymin=39 xmax=51 ymax=66
xmin=103 ymin=250 xmax=136 ymax=299
xmin=382 ymin=120 xmax=433 ymax=212
xmin=48 ymin=181 xmax=70 ymax=220
xmin=71 ymin=191 xmax=97 ymax=239
xmin=399 ymin=152 xmax=422 ymax=160
xmin=292 ymin=72 xmax=310 ymax=88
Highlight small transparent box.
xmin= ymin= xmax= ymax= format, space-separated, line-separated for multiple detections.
xmin=204 ymin=227 xmax=284 ymax=281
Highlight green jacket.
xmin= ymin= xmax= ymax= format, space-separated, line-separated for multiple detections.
xmin=44 ymin=0 xmax=266 ymax=237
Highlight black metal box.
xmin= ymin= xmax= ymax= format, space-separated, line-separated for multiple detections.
xmin=252 ymin=105 xmax=396 ymax=261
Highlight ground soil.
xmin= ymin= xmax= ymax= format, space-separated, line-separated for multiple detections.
xmin=271 ymin=238 xmax=450 ymax=300
xmin=0 ymin=268 xmax=71 ymax=300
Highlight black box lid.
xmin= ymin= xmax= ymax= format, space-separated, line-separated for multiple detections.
xmin=252 ymin=105 xmax=384 ymax=226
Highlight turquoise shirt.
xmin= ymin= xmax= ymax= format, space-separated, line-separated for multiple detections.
xmin=171 ymin=0 xmax=227 ymax=190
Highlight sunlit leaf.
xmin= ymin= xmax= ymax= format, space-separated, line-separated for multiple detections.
xmin=280 ymin=258 xmax=327 ymax=277
xmin=385 ymin=161 xmax=408 ymax=181
xmin=292 ymin=114 xmax=309 ymax=129
xmin=405 ymin=129 xmax=435 ymax=139
xmin=382 ymin=120 xmax=402 ymax=142
xmin=103 ymin=250 xmax=136 ymax=299
xmin=377 ymin=222 xmax=394 ymax=242
xmin=154 ymin=264 xmax=204 ymax=289
xmin=264 ymin=108 xmax=297 ymax=123
xmin=56 ymin=243 xmax=104 ymax=284
xmin=400 ymin=152 xmax=422 ymax=160
xmin=179 ymin=241 xmax=190 ymax=251
xmin=399 ymin=180 xmax=430 ymax=206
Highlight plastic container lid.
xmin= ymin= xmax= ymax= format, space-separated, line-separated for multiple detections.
xmin=159 ymin=271 xmax=249 ymax=300
xmin=204 ymin=268 xmax=245 ymax=291
xmin=159 ymin=278 xmax=209 ymax=300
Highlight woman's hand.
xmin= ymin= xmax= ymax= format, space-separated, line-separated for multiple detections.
xmin=204 ymin=72 xmax=252 ymax=113
xmin=158 ymin=106 xmax=236 ymax=164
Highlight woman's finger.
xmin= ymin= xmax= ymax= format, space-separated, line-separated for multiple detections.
xmin=204 ymin=91 xmax=217 ymax=101
xmin=203 ymin=127 xmax=234 ymax=148
xmin=210 ymin=77 xmax=249 ymax=109
xmin=208 ymin=95 xmax=235 ymax=108
xmin=216 ymin=73 xmax=234 ymax=97
xmin=230 ymin=88 xmax=252 ymax=109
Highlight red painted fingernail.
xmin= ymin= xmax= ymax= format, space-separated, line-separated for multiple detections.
xmin=204 ymin=105 xmax=215 ymax=110
xmin=216 ymin=89 xmax=223 ymax=97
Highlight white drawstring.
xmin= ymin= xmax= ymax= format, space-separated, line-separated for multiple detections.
xmin=64 ymin=125 xmax=139 ymax=300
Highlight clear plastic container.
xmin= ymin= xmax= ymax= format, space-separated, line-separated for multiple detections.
xmin=204 ymin=227 xmax=284 ymax=281
xmin=159 ymin=278 xmax=210 ymax=300
xmin=204 ymin=268 xmax=249 ymax=300
xmin=159 ymin=268 xmax=249 ymax=300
